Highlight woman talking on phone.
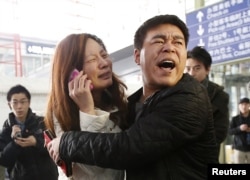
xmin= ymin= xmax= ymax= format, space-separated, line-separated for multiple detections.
xmin=44 ymin=33 xmax=128 ymax=180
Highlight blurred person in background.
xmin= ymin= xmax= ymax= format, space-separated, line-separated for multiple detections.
xmin=229 ymin=97 xmax=250 ymax=163
xmin=185 ymin=46 xmax=229 ymax=161
xmin=44 ymin=33 xmax=127 ymax=180
xmin=0 ymin=84 xmax=58 ymax=180
xmin=47 ymin=14 xmax=218 ymax=180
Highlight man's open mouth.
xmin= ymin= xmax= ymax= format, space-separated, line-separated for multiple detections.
xmin=158 ymin=61 xmax=175 ymax=69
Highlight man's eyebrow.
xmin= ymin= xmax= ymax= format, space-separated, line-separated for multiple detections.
xmin=151 ymin=34 xmax=184 ymax=40
xmin=11 ymin=98 xmax=28 ymax=102
xmin=173 ymin=35 xmax=185 ymax=40
xmin=193 ymin=65 xmax=201 ymax=68
xmin=152 ymin=34 xmax=166 ymax=39
xmin=186 ymin=65 xmax=201 ymax=68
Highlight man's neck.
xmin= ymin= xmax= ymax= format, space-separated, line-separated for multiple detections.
xmin=241 ymin=112 xmax=249 ymax=118
xmin=141 ymin=86 xmax=160 ymax=103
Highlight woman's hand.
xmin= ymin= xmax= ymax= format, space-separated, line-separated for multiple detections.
xmin=68 ymin=71 xmax=95 ymax=115
xmin=47 ymin=136 xmax=62 ymax=164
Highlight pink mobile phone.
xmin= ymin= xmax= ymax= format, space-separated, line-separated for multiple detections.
xmin=69 ymin=69 xmax=93 ymax=90
xmin=44 ymin=129 xmax=56 ymax=145
xmin=43 ymin=130 xmax=72 ymax=177
xmin=69 ymin=69 xmax=79 ymax=82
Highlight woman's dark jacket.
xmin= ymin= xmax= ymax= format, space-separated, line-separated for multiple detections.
xmin=229 ymin=113 xmax=250 ymax=152
xmin=59 ymin=74 xmax=218 ymax=180
xmin=0 ymin=108 xmax=58 ymax=180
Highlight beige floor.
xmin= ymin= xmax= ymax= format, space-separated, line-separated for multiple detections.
xmin=224 ymin=145 xmax=234 ymax=164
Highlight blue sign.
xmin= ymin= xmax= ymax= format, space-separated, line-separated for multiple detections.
xmin=186 ymin=0 xmax=250 ymax=64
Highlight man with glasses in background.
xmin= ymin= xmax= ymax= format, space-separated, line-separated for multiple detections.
xmin=0 ymin=84 xmax=58 ymax=180
xmin=184 ymin=46 xmax=229 ymax=162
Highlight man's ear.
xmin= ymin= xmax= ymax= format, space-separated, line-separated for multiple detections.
xmin=134 ymin=49 xmax=140 ymax=65
xmin=8 ymin=102 xmax=12 ymax=110
xmin=206 ymin=66 xmax=211 ymax=75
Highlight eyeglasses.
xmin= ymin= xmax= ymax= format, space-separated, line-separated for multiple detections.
xmin=10 ymin=100 xmax=29 ymax=106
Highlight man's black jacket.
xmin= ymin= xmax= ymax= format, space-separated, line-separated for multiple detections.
xmin=59 ymin=74 xmax=218 ymax=180
xmin=229 ymin=113 xmax=250 ymax=152
xmin=0 ymin=108 xmax=58 ymax=180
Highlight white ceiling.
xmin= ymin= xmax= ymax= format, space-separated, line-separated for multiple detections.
xmin=0 ymin=0 xmax=222 ymax=53
xmin=0 ymin=0 xmax=188 ymax=53
xmin=0 ymin=0 xmax=221 ymax=94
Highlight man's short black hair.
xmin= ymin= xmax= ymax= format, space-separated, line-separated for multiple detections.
xmin=7 ymin=84 xmax=31 ymax=101
xmin=187 ymin=46 xmax=212 ymax=70
xmin=134 ymin=14 xmax=189 ymax=50
xmin=239 ymin=97 xmax=250 ymax=104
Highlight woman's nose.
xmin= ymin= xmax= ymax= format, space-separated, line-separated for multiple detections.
xmin=98 ymin=57 xmax=110 ymax=68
